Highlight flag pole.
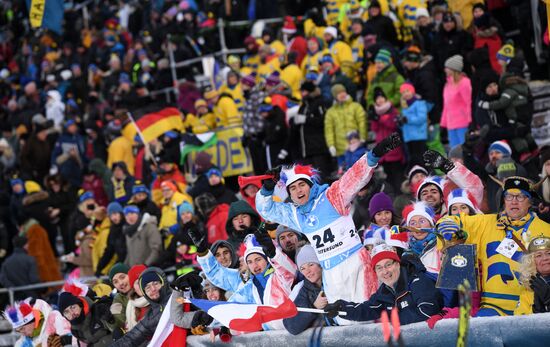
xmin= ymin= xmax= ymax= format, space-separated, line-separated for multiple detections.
xmin=126 ymin=111 xmax=159 ymax=168
xmin=296 ymin=307 xmax=347 ymax=316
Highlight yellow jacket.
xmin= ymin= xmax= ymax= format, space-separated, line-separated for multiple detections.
xmin=514 ymin=287 xmax=534 ymax=315
xmin=159 ymin=191 xmax=192 ymax=230
xmin=243 ymin=54 xmax=261 ymax=74
xmin=91 ymin=218 xmax=113 ymax=275
xmin=348 ymin=34 xmax=365 ymax=83
xmin=303 ymin=19 xmax=326 ymax=40
xmin=392 ymin=0 xmax=424 ymax=43
xmin=214 ymin=96 xmax=241 ymax=127
xmin=442 ymin=213 xmax=550 ymax=315
xmin=181 ymin=113 xmax=216 ymax=134
xmin=327 ymin=40 xmax=354 ymax=79
xmin=270 ymin=40 xmax=286 ymax=57
xmin=257 ymin=57 xmax=281 ymax=82
xmin=107 ymin=136 xmax=135 ymax=175
xmin=300 ymin=51 xmax=322 ymax=76
xmin=219 ymin=83 xmax=245 ymax=115
xmin=447 ymin=0 xmax=484 ymax=29
xmin=281 ymin=64 xmax=303 ymax=100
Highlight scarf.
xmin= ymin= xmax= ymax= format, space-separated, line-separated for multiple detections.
xmin=296 ymin=183 xmax=329 ymax=215
xmin=123 ymin=214 xmax=143 ymax=238
xmin=409 ymin=232 xmax=437 ymax=256
xmin=374 ymin=101 xmax=392 ymax=116
xmin=496 ymin=211 xmax=534 ymax=244
xmin=111 ymin=177 xmax=127 ymax=201
xmin=125 ymin=296 xmax=150 ymax=330
xmin=406 ymin=95 xmax=418 ymax=107
xmin=252 ymin=265 xmax=274 ymax=304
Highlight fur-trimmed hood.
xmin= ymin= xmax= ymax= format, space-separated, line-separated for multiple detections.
xmin=22 ymin=191 xmax=49 ymax=206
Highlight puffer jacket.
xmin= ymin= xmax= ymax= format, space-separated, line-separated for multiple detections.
xmin=70 ymin=296 xmax=115 ymax=347
xmin=401 ymin=99 xmax=429 ymax=142
xmin=324 ymin=97 xmax=367 ymax=156
xmin=338 ymin=255 xmax=443 ymax=325
xmin=371 ymin=105 xmax=404 ymax=163
xmin=441 ymin=75 xmax=472 ymax=130
xmin=111 ymin=267 xmax=172 ymax=347
xmin=124 ymin=213 xmax=162 ymax=266
xmin=367 ymin=64 xmax=405 ymax=107
xmin=485 ymin=73 xmax=531 ymax=124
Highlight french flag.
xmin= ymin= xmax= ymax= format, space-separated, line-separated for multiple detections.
xmin=191 ymin=297 xmax=298 ymax=332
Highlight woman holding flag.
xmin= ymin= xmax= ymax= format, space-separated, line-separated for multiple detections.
xmin=255 ymin=133 xmax=402 ymax=307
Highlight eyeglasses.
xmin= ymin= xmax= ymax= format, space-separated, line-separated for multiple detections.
xmin=375 ymin=260 xmax=396 ymax=273
xmin=504 ymin=193 xmax=528 ymax=202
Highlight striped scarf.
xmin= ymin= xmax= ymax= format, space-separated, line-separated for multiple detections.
xmin=496 ymin=211 xmax=534 ymax=245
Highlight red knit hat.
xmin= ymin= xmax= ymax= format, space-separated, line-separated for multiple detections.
xmin=371 ymin=244 xmax=400 ymax=270
xmin=128 ymin=264 xmax=148 ymax=287
xmin=282 ymin=16 xmax=297 ymax=34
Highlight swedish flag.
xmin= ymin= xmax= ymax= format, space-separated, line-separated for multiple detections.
xmin=26 ymin=0 xmax=64 ymax=34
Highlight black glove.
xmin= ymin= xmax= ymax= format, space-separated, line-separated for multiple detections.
xmin=191 ymin=310 xmax=214 ymax=328
xmin=323 ymin=300 xmax=345 ymax=319
xmin=530 ymin=274 xmax=550 ymax=313
xmin=254 ymin=232 xmax=276 ymax=258
xmin=372 ymin=132 xmax=402 ymax=158
xmin=398 ymin=116 xmax=407 ymax=126
xmin=185 ymin=126 xmax=194 ymax=133
xmin=188 ymin=227 xmax=208 ymax=253
xmin=171 ymin=272 xmax=204 ymax=292
xmin=367 ymin=105 xmax=379 ymax=121
xmin=423 ymin=149 xmax=455 ymax=173
xmin=262 ymin=166 xmax=282 ymax=191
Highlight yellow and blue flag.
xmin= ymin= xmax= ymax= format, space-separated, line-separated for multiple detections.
xmin=26 ymin=0 xmax=64 ymax=35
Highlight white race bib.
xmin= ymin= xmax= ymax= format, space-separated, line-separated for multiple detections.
xmin=307 ymin=215 xmax=361 ymax=263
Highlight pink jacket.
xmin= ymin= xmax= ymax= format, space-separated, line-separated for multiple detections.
xmin=370 ymin=106 xmax=405 ymax=164
xmin=441 ymin=75 xmax=472 ymax=130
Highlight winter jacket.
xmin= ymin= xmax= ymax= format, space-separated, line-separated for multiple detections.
xmin=197 ymin=249 xmax=243 ymax=294
xmin=225 ymin=200 xmax=261 ymax=249
xmin=473 ymin=28 xmax=503 ymax=74
xmin=431 ymin=28 xmax=473 ymax=72
xmin=344 ymin=145 xmax=367 ymax=170
xmin=71 ymin=232 xmax=95 ymax=277
xmin=514 ymin=285 xmax=536 ymax=315
xmin=0 ymin=248 xmax=40 ymax=299
xmin=107 ymin=164 xmax=135 ymax=205
xmin=366 ymin=14 xmax=399 ymax=47
xmin=227 ymin=248 xmax=297 ymax=330
xmin=289 ymin=89 xmax=329 ymax=159
xmin=447 ymin=0 xmax=483 ymax=29
xmin=367 ymin=65 xmax=405 ymax=108
xmin=219 ymin=82 xmax=245 ymax=114
xmin=324 ymin=97 xmax=367 ymax=156
xmin=485 ymin=73 xmax=530 ymax=124
xmin=281 ymin=64 xmax=303 ymax=100
xmin=287 ymin=35 xmax=308 ymax=66
xmin=51 ymin=132 xmax=87 ymax=187
xmin=401 ymin=99 xmax=429 ymax=142
xmin=111 ymin=268 xmax=172 ymax=346
xmin=283 ymin=279 xmax=330 ymax=335
xmin=132 ymin=198 xmax=162 ymax=222
xmin=206 ymin=183 xmax=237 ymax=206
xmin=371 ymin=105 xmax=404 ymax=163
xmin=242 ymin=87 xmax=267 ymax=138
xmin=338 ymin=256 xmax=443 ymax=324
xmin=318 ymin=68 xmax=357 ymax=105
xmin=159 ymin=191 xmax=193 ymax=231
xmin=206 ymin=204 xmax=230 ymax=245
xmin=214 ymin=95 xmax=241 ymax=127
xmin=110 ymin=292 xmax=130 ymax=330
xmin=151 ymin=169 xmax=188 ymax=207
xmin=19 ymin=134 xmax=52 ymax=181
xmin=107 ymin=136 xmax=135 ymax=176
xmin=441 ymin=212 xmax=550 ymax=315
xmin=441 ymin=75 xmax=472 ymax=130
xmin=45 ymin=90 xmax=65 ymax=130
xmin=70 ymin=296 xmax=115 ymax=347
xmin=124 ymin=213 xmax=162 ymax=266
xmin=263 ymin=106 xmax=289 ymax=167
xmin=404 ymin=56 xmax=442 ymax=123
xmin=82 ymin=174 xmax=109 ymax=207
xmin=21 ymin=190 xmax=57 ymax=247
xmin=96 ymin=220 xmax=127 ymax=276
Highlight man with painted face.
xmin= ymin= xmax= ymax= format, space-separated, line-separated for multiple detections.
xmin=256 ymin=133 xmax=402 ymax=306
xmin=436 ymin=176 xmax=550 ymax=317
xmin=324 ymin=244 xmax=443 ymax=324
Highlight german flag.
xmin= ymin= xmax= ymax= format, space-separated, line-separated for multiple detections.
xmin=122 ymin=107 xmax=183 ymax=143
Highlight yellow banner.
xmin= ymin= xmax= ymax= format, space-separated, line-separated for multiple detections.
xmin=197 ymin=126 xmax=253 ymax=177
xmin=29 ymin=0 xmax=45 ymax=28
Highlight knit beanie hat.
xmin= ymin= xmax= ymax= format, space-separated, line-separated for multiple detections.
xmin=123 ymin=205 xmax=140 ymax=215
xmin=243 ymin=234 xmax=266 ymax=261
xmin=331 ymin=84 xmax=347 ymax=98
xmin=128 ymin=264 xmax=147 ymax=286
xmin=107 ymin=202 xmax=123 ymax=216
xmin=444 ymin=55 xmax=464 ymax=72
xmin=58 ymin=292 xmax=81 ymax=313
xmin=416 ymin=176 xmax=444 ymax=201
xmin=399 ymin=82 xmax=415 ymax=94
xmin=296 ymin=244 xmax=320 ymax=268
xmin=488 ymin=140 xmax=512 ymax=156
xmin=108 ymin=262 xmax=130 ymax=282
xmin=448 ymin=145 xmax=463 ymax=160
xmin=275 ymin=225 xmax=300 ymax=246
xmin=78 ymin=191 xmax=95 ymax=204
xmin=241 ymin=74 xmax=256 ymax=88
xmin=371 ymin=244 xmax=400 ymax=270
xmin=373 ymin=87 xmax=386 ymax=100
xmin=496 ymin=42 xmax=515 ymax=64
xmin=266 ymin=71 xmax=281 ymax=87
xmin=416 ymin=7 xmax=430 ymax=19
xmin=301 ymin=81 xmax=316 ymax=93
xmin=407 ymin=164 xmax=428 ymax=183
xmin=324 ymin=26 xmax=338 ymax=39
xmin=132 ymin=181 xmax=149 ymax=196
xmin=140 ymin=271 xmax=163 ymax=289
xmin=406 ymin=202 xmax=436 ymax=227
xmin=178 ymin=201 xmax=194 ymax=216
xmin=375 ymin=49 xmax=392 ymax=65
xmin=368 ymin=192 xmax=394 ymax=218
xmin=446 ymin=188 xmax=479 ymax=214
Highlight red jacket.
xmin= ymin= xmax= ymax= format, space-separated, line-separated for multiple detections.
xmin=288 ymin=35 xmax=308 ymax=66
xmin=474 ymin=31 xmax=502 ymax=74
xmin=370 ymin=106 xmax=405 ymax=164
xmin=206 ymin=204 xmax=230 ymax=244
xmin=81 ymin=175 xmax=109 ymax=207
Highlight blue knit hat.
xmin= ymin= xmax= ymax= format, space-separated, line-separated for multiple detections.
xmin=375 ymin=49 xmax=392 ymax=65
xmin=123 ymin=205 xmax=140 ymax=215
xmin=488 ymin=140 xmax=512 ymax=157
xmin=10 ymin=178 xmax=24 ymax=187
xmin=79 ymin=191 xmax=95 ymax=203
xmin=178 ymin=201 xmax=194 ymax=216
xmin=107 ymin=202 xmax=123 ymax=215
xmin=132 ymin=181 xmax=149 ymax=196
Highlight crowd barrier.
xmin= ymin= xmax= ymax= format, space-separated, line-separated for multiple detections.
xmin=188 ymin=312 xmax=550 ymax=347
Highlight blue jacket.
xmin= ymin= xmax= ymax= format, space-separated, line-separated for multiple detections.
xmin=339 ymin=255 xmax=443 ymax=325
xmin=344 ymin=145 xmax=367 ymax=170
xmin=51 ymin=132 xmax=87 ymax=186
xmin=401 ymin=99 xmax=428 ymax=143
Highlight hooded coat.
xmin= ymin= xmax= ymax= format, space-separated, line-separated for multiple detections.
xmin=337 ymin=255 xmax=443 ymax=324
xmin=123 ymin=213 xmax=162 ymax=266
xmin=290 ymin=88 xmax=329 ymax=159
xmin=367 ymin=64 xmax=405 ymax=107
xmin=70 ymin=296 xmax=115 ymax=347
xmin=111 ymin=267 xmax=172 ymax=347
xmin=324 ymin=97 xmax=367 ymax=156
xmin=225 ymin=200 xmax=261 ymax=249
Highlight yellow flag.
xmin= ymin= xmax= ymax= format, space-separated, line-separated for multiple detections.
xmin=29 ymin=0 xmax=46 ymax=28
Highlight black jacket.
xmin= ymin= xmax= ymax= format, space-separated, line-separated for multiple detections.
xmin=283 ymin=279 xmax=331 ymax=335
xmin=431 ymin=27 xmax=473 ymax=72
xmin=290 ymin=89 xmax=329 ymax=159
xmin=71 ymin=296 xmax=115 ymax=347
xmin=0 ymin=248 xmax=40 ymax=299
xmin=405 ymin=57 xmax=442 ymax=123
xmin=367 ymin=14 xmax=399 ymax=47
xmin=95 ymin=220 xmax=127 ymax=275
xmin=339 ymin=256 xmax=443 ymax=325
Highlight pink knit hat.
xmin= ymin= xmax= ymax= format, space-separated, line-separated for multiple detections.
xmin=399 ymin=82 xmax=415 ymax=94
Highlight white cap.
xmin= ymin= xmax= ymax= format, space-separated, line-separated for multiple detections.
xmin=324 ymin=26 xmax=338 ymax=39
xmin=60 ymin=69 xmax=72 ymax=81
xmin=416 ymin=8 xmax=430 ymax=19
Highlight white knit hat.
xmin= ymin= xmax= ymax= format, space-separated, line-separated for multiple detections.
xmin=446 ymin=188 xmax=480 ymax=214
xmin=445 ymin=55 xmax=464 ymax=72
xmin=296 ymin=245 xmax=320 ymax=268
xmin=416 ymin=8 xmax=430 ymax=19
xmin=243 ymin=234 xmax=266 ymax=261
xmin=324 ymin=26 xmax=338 ymax=39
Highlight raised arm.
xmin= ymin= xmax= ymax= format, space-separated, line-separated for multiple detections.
xmin=196 ymin=250 xmax=243 ymax=292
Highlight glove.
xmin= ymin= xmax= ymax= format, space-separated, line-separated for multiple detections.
xmin=191 ymin=310 xmax=214 ymax=328
xmin=436 ymin=218 xmax=460 ymax=241
xmin=47 ymin=335 xmax=62 ymax=347
xmin=254 ymin=230 xmax=276 ymax=258
xmin=262 ymin=177 xmax=276 ymax=191
xmin=398 ymin=116 xmax=408 ymax=125
xmin=329 ymin=146 xmax=337 ymax=157
xmin=188 ymin=227 xmax=208 ymax=253
xmin=171 ymin=272 xmax=204 ymax=292
xmin=423 ymin=150 xmax=455 ymax=173
xmin=294 ymin=114 xmax=307 ymax=124
xmin=478 ymin=100 xmax=490 ymax=110
xmin=530 ymin=274 xmax=550 ymax=313
xmin=323 ymin=300 xmax=345 ymax=319
xmin=426 ymin=309 xmax=448 ymax=329
xmin=372 ymin=132 xmax=402 ymax=158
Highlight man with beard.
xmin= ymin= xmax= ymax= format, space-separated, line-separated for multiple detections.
xmin=275 ymin=225 xmax=303 ymax=262
xmin=107 ymin=263 xmax=132 ymax=329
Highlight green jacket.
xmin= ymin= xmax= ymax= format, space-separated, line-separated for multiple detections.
xmin=367 ymin=65 xmax=405 ymax=107
xmin=110 ymin=292 xmax=130 ymax=329
xmin=324 ymin=98 xmax=367 ymax=156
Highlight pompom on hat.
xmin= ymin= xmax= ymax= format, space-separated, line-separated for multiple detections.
xmin=282 ymin=16 xmax=297 ymax=35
